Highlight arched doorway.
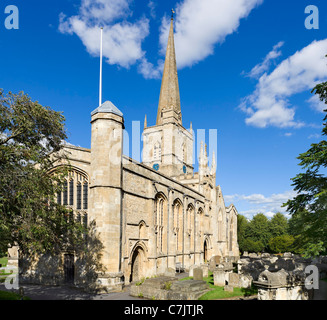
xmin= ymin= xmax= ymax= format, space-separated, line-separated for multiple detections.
xmin=204 ymin=240 xmax=208 ymax=263
xmin=129 ymin=246 xmax=145 ymax=283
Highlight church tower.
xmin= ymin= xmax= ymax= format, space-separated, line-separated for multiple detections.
xmin=89 ymin=101 xmax=124 ymax=291
xmin=142 ymin=14 xmax=194 ymax=177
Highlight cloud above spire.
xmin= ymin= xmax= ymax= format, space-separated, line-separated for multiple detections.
xmin=160 ymin=0 xmax=263 ymax=69
xmin=59 ymin=0 xmax=150 ymax=69
xmin=58 ymin=0 xmax=263 ymax=78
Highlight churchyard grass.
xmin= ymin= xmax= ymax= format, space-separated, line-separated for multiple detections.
xmin=180 ymin=272 xmax=257 ymax=300
xmin=0 ymin=291 xmax=30 ymax=300
xmin=0 ymin=257 xmax=8 ymax=267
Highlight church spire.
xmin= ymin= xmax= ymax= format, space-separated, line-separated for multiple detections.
xmin=156 ymin=11 xmax=182 ymax=126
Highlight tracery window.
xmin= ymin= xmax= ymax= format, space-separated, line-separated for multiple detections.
xmin=155 ymin=195 xmax=166 ymax=254
xmin=55 ymin=169 xmax=89 ymax=226
xmin=173 ymin=201 xmax=183 ymax=252
xmin=187 ymin=205 xmax=195 ymax=252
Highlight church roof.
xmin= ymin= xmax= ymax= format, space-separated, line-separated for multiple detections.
xmin=91 ymin=100 xmax=123 ymax=117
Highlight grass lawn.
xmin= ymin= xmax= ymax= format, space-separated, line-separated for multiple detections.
xmin=180 ymin=272 xmax=257 ymax=300
xmin=0 ymin=257 xmax=8 ymax=267
xmin=0 ymin=291 xmax=30 ymax=300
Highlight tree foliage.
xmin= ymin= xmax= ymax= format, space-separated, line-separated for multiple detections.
xmin=284 ymin=81 xmax=327 ymax=256
xmin=245 ymin=213 xmax=271 ymax=248
xmin=0 ymin=90 xmax=85 ymax=255
xmin=237 ymin=212 xmax=301 ymax=254
xmin=269 ymin=212 xmax=288 ymax=238
xmin=268 ymin=235 xmax=295 ymax=254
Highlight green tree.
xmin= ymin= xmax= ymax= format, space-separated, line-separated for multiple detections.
xmin=269 ymin=212 xmax=288 ymax=238
xmin=0 ymin=90 xmax=85 ymax=255
xmin=246 ymin=213 xmax=271 ymax=249
xmin=237 ymin=214 xmax=249 ymax=253
xmin=268 ymin=235 xmax=295 ymax=254
xmin=242 ymin=238 xmax=265 ymax=253
xmin=284 ymin=80 xmax=327 ymax=257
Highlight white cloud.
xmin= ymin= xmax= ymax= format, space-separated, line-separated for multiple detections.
xmin=307 ymin=95 xmax=327 ymax=113
xmin=240 ymin=39 xmax=327 ymax=128
xmin=159 ymin=0 xmax=263 ymax=69
xmin=246 ymin=41 xmax=284 ymax=79
xmin=148 ymin=1 xmax=156 ymax=19
xmin=59 ymin=0 xmax=263 ymax=78
xmin=308 ymin=133 xmax=320 ymax=139
xmin=59 ymin=0 xmax=150 ymax=69
xmin=225 ymin=190 xmax=297 ymax=219
xmin=137 ymin=57 xmax=163 ymax=79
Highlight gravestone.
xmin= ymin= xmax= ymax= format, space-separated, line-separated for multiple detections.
xmin=164 ymin=267 xmax=176 ymax=277
xmin=224 ymin=285 xmax=234 ymax=292
xmin=193 ymin=268 xmax=203 ymax=281
xmin=239 ymin=274 xmax=252 ymax=289
xmin=200 ymin=264 xmax=209 ymax=278
xmin=229 ymin=273 xmax=240 ymax=288
xmin=213 ymin=269 xmax=225 ymax=287
xmin=188 ymin=264 xmax=197 ymax=277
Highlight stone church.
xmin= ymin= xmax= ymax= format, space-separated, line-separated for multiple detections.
xmin=21 ymin=17 xmax=239 ymax=292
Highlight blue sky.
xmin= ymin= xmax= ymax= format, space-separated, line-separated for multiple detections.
xmin=1 ymin=0 xmax=327 ymax=219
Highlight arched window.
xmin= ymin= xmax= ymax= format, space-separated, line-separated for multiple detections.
xmin=139 ymin=221 xmax=146 ymax=239
xmin=173 ymin=200 xmax=183 ymax=253
xmin=197 ymin=208 xmax=204 ymax=239
xmin=155 ymin=195 xmax=166 ymax=254
xmin=187 ymin=205 xmax=195 ymax=252
xmin=53 ymin=168 xmax=89 ymax=224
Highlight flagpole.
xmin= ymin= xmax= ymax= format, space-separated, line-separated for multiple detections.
xmin=99 ymin=27 xmax=103 ymax=107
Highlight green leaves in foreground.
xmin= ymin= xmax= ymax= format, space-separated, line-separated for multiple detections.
xmin=283 ymin=80 xmax=327 ymax=257
xmin=0 ymin=90 xmax=85 ymax=255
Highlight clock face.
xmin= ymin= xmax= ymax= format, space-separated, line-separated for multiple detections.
xmin=183 ymin=165 xmax=187 ymax=173
xmin=153 ymin=163 xmax=160 ymax=171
